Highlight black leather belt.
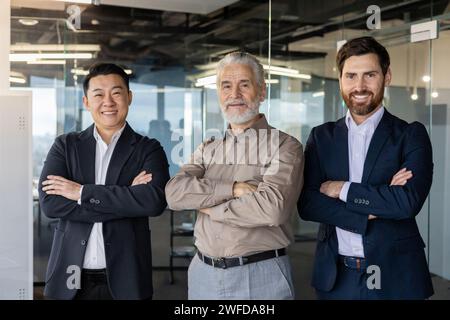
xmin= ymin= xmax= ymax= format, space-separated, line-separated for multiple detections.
xmin=197 ymin=248 xmax=286 ymax=269
xmin=82 ymin=269 xmax=107 ymax=281
xmin=82 ymin=268 xmax=106 ymax=275
xmin=339 ymin=255 xmax=367 ymax=270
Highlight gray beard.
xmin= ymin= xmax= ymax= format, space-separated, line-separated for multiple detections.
xmin=221 ymin=97 xmax=261 ymax=125
xmin=223 ymin=106 xmax=260 ymax=125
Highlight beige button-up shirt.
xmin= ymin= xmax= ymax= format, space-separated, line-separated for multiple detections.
xmin=165 ymin=114 xmax=304 ymax=257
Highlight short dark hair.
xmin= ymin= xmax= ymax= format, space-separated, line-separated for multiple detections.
xmin=336 ymin=36 xmax=390 ymax=77
xmin=83 ymin=63 xmax=129 ymax=95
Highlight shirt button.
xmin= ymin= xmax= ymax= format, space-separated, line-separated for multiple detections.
xmin=95 ymin=200 xmax=100 ymax=204
xmin=90 ymin=198 xmax=95 ymax=204
xmin=81 ymin=240 xmax=86 ymax=245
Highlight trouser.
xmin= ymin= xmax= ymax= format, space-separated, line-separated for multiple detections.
xmin=188 ymin=253 xmax=295 ymax=300
xmin=74 ymin=269 xmax=113 ymax=300
xmin=316 ymin=256 xmax=379 ymax=300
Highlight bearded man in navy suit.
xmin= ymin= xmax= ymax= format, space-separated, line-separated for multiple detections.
xmin=298 ymin=37 xmax=434 ymax=299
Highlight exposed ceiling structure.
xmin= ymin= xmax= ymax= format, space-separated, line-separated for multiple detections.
xmin=10 ymin=0 xmax=450 ymax=86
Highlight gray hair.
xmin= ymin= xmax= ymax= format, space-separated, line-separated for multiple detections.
xmin=216 ymin=51 xmax=265 ymax=88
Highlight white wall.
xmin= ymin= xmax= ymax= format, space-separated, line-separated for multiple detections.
xmin=0 ymin=0 xmax=33 ymax=299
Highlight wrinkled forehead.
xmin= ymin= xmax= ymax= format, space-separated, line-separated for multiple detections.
xmin=218 ymin=63 xmax=257 ymax=84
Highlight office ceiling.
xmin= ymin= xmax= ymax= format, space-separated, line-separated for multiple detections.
xmin=10 ymin=0 xmax=450 ymax=84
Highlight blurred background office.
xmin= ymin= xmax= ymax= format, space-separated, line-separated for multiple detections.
xmin=6 ymin=0 xmax=450 ymax=299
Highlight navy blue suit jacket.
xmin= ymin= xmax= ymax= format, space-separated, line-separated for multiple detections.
xmin=39 ymin=123 xmax=170 ymax=300
xmin=298 ymin=110 xmax=434 ymax=299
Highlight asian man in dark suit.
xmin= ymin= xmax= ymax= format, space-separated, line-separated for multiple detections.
xmin=39 ymin=63 xmax=170 ymax=300
xmin=298 ymin=37 xmax=434 ymax=299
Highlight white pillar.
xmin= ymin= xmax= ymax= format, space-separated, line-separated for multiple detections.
xmin=0 ymin=0 xmax=10 ymax=91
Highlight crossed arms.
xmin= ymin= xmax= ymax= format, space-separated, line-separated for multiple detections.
xmin=165 ymin=138 xmax=304 ymax=228
xmin=298 ymin=123 xmax=433 ymax=235
xmin=39 ymin=136 xmax=169 ymax=223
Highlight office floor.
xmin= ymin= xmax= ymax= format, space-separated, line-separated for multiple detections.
xmin=33 ymin=210 xmax=450 ymax=300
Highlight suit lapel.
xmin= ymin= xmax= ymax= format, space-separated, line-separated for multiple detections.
xmin=76 ymin=125 xmax=96 ymax=184
xmin=361 ymin=110 xmax=393 ymax=183
xmin=105 ymin=123 xmax=137 ymax=185
xmin=333 ymin=118 xmax=350 ymax=181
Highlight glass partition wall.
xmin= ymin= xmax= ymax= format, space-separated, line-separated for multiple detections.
xmin=10 ymin=0 xmax=449 ymax=295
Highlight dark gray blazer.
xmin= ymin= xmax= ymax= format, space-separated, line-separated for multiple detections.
xmin=39 ymin=123 xmax=170 ymax=300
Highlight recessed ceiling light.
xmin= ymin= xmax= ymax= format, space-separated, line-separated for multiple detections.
xmin=422 ymin=75 xmax=431 ymax=82
xmin=19 ymin=19 xmax=39 ymax=26
xmin=280 ymin=15 xmax=299 ymax=21
xmin=91 ymin=19 xmax=100 ymax=25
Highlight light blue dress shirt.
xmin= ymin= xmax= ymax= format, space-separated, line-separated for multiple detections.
xmin=337 ymin=106 xmax=385 ymax=257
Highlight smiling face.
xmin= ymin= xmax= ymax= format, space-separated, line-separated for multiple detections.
xmin=82 ymin=73 xmax=132 ymax=134
xmin=340 ymin=53 xmax=391 ymax=118
xmin=218 ymin=63 xmax=266 ymax=125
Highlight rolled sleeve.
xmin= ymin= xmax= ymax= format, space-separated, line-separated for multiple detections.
xmin=213 ymin=181 xmax=234 ymax=203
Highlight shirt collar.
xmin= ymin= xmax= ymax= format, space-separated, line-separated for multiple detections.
xmin=224 ymin=113 xmax=270 ymax=140
xmin=93 ymin=123 xmax=126 ymax=144
xmin=345 ymin=106 xmax=384 ymax=132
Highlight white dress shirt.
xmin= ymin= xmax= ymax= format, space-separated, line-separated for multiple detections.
xmin=337 ymin=106 xmax=384 ymax=258
xmin=81 ymin=125 xmax=125 ymax=269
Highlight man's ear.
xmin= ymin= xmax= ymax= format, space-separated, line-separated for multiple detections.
xmin=259 ymin=83 xmax=267 ymax=102
xmin=384 ymin=67 xmax=392 ymax=86
xmin=82 ymin=96 xmax=90 ymax=111
xmin=128 ymin=90 xmax=133 ymax=106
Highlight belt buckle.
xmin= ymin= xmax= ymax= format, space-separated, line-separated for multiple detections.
xmin=355 ymin=258 xmax=361 ymax=270
xmin=343 ymin=256 xmax=363 ymax=270
xmin=213 ymin=258 xmax=227 ymax=269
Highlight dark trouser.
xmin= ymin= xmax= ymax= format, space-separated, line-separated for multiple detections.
xmin=74 ymin=269 xmax=113 ymax=300
xmin=316 ymin=256 xmax=379 ymax=300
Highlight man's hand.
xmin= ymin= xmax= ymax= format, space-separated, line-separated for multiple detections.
xmin=390 ymin=168 xmax=413 ymax=186
xmin=369 ymin=168 xmax=413 ymax=221
xmin=320 ymin=181 xmax=345 ymax=199
xmin=132 ymin=170 xmax=152 ymax=186
xmin=198 ymin=207 xmax=211 ymax=215
xmin=233 ymin=182 xmax=257 ymax=198
xmin=200 ymin=181 xmax=257 ymax=215
xmin=42 ymin=175 xmax=82 ymax=201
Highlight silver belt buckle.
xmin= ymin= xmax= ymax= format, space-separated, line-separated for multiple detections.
xmin=213 ymin=257 xmax=227 ymax=269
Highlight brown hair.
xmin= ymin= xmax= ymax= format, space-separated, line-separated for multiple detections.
xmin=336 ymin=36 xmax=390 ymax=77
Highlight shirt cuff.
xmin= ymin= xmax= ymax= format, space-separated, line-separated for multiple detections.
xmin=77 ymin=185 xmax=83 ymax=205
xmin=213 ymin=181 xmax=234 ymax=203
xmin=339 ymin=182 xmax=351 ymax=202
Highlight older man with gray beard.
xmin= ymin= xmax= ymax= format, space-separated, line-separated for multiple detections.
xmin=165 ymin=52 xmax=304 ymax=300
